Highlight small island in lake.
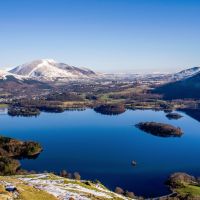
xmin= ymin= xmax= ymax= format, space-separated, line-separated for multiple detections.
xmin=166 ymin=112 xmax=183 ymax=120
xmin=8 ymin=106 xmax=40 ymax=117
xmin=135 ymin=122 xmax=183 ymax=137
xmin=94 ymin=103 xmax=125 ymax=115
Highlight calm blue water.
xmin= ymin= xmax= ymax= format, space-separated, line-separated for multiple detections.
xmin=0 ymin=109 xmax=200 ymax=197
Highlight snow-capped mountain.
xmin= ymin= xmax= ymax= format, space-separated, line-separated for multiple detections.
xmin=9 ymin=59 xmax=97 ymax=82
xmin=172 ymin=67 xmax=200 ymax=81
xmin=4 ymin=59 xmax=200 ymax=84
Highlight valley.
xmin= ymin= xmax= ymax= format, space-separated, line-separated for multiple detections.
xmin=1 ymin=60 xmax=200 ymax=118
xmin=1 ymin=60 xmax=200 ymax=199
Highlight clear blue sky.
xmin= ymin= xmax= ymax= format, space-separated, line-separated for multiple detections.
xmin=0 ymin=0 xmax=200 ymax=73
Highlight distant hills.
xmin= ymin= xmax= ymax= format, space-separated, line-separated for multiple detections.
xmin=1 ymin=60 xmax=200 ymax=100
xmin=154 ymin=69 xmax=200 ymax=99
xmin=1 ymin=60 xmax=199 ymax=84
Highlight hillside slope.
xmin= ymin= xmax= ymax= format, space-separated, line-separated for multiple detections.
xmin=0 ymin=173 xmax=133 ymax=200
xmin=172 ymin=67 xmax=200 ymax=81
xmin=154 ymin=72 xmax=200 ymax=99
xmin=0 ymin=74 xmax=51 ymax=97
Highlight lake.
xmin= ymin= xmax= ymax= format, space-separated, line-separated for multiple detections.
xmin=0 ymin=109 xmax=200 ymax=197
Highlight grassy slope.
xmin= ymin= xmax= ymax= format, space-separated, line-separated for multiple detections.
xmin=176 ymin=184 xmax=200 ymax=198
xmin=0 ymin=176 xmax=57 ymax=200
xmin=0 ymin=173 xmax=129 ymax=200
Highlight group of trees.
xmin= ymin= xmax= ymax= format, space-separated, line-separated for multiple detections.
xmin=0 ymin=157 xmax=20 ymax=175
xmin=60 ymin=170 xmax=81 ymax=180
xmin=10 ymin=98 xmax=65 ymax=114
xmin=0 ymin=135 xmax=43 ymax=176
xmin=46 ymin=92 xmax=84 ymax=102
xmin=0 ymin=136 xmax=42 ymax=158
xmin=8 ymin=106 xmax=40 ymax=117
xmin=115 ymin=186 xmax=135 ymax=198
xmin=94 ymin=103 xmax=125 ymax=115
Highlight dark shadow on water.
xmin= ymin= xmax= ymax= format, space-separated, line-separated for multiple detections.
xmin=179 ymin=108 xmax=200 ymax=122
xmin=13 ymin=153 xmax=41 ymax=160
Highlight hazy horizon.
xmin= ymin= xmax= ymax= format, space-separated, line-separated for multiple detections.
xmin=0 ymin=0 xmax=200 ymax=73
xmin=1 ymin=57 xmax=199 ymax=74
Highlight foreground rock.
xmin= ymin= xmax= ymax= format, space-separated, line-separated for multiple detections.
xmin=0 ymin=173 xmax=133 ymax=200
xmin=166 ymin=113 xmax=183 ymax=120
xmin=135 ymin=122 xmax=183 ymax=137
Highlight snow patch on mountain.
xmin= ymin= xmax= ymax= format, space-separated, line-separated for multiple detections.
xmin=172 ymin=67 xmax=200 ymax=80
xmin=0 ymin=70 xmax=23 ymax=80
xmin=9 ymin=59 xmax=97 ymax=82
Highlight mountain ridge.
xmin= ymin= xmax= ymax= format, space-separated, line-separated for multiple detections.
xmin=1 ymin=60 xmax=200 ymax=84
xmin=172 ymin=66 xmax=200 ymax=81
xmin=154 ymin=71 xmax=200 ymax=99
xmin=9 ymin=59 xmax=97 ymax=82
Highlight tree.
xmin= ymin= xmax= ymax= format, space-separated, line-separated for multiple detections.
xmin=60 ymin=170 xmax=68 ymax=177
xmin=115 ymin=187 xmax=124 ymax=194
xmin=73 ymin=172 xmax=81 ymax=180
xmin=125 ymin=191 xmax=135 ymax=198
